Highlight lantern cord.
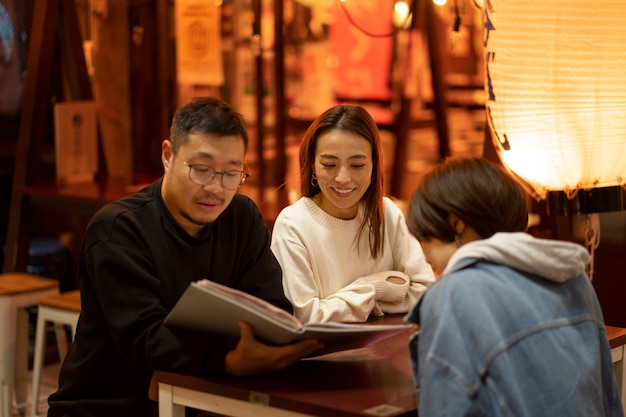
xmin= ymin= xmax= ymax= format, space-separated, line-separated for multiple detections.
xmin=453 ymin=0 xmax=461 ymax=32
xmin=450 ymin=0 xmax=461 ymax=51
xmin=564 ymin=187 xmax=579 ymax=200
xmin=583 ymin=213 xmax=600 ymax=281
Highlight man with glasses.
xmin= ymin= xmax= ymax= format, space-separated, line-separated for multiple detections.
xmin=48 ymin=97 xmax=323 ymax=417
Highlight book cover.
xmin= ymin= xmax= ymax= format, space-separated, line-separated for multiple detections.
xmin=165 ymin=280 xmax=413 ymax=357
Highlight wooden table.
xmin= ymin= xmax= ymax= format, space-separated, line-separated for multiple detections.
xmin=607 ymin=325 xmax=626 ymax=412
xmin=152 ymin=323 xmax=626 ymax=417
xmin=152 ymin=320 xmax=416 ymax=417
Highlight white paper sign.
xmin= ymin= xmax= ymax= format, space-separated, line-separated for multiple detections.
xmin=175 ymin=0 xmax=224 ymax=85
xmin=54 ymin=100 xmax=99 ymax=185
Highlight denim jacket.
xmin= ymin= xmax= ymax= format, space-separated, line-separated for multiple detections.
xmin=406 ymin=232 xmax=624 ymax=417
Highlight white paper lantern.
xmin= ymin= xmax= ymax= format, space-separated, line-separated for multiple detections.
xmin=484 ymin=0 xmax=626 ymax=208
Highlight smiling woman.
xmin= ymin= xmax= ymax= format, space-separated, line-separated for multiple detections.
xmin=310 ymin=129 xmax=373 ymax=219
xmin=270 ymin=104 xmax=435 ymax=324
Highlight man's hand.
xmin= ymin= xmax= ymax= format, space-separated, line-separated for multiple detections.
xmin=224 ymin=321 xmax=324 ymax=376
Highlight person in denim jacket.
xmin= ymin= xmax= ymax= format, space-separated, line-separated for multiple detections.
xmin=405 ymin=156 xmax=623 ymax=417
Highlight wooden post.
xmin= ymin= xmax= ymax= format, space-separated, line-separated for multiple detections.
xmin=3 ymin=0 xmax=92 ymax=272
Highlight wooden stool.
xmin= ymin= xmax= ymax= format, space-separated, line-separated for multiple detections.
xmin=30 ymin=290 xmax=81 ymax=417
xmin=0 ymin=273 xmax=58 ymax=417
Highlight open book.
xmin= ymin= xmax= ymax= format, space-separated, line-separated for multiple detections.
xmin=164 ymin=280 xmax=413 ymax=357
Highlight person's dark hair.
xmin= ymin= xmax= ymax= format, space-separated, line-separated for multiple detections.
xmin=169 ymin=97 xmax=248 ymax=153
xmin=299 ymin=104 xmax=385 ymax=258
xmin=408 ymin=156 xmax=528 ymax=242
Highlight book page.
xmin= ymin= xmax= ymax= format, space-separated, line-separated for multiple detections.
xmin=166 ymin=281 xmax=414 ymax=355
xmin=195 ymin=279 xmax=303 ymax=328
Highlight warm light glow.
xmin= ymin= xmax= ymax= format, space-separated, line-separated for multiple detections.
xmin=394 ymin=1 xmax=409 ymax=16
xmin=393 ymin=1 xmax=411 ymax=28
xmin=484 ymin=1 xmax=626 ymax=199
xmin=433 ymin=0 xmax=447 ymax=6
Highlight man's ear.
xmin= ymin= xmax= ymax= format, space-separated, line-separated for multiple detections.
xmin=162 ymin=140 xmax=173 ymax=168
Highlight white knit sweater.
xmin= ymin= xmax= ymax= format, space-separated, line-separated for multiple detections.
xmin=271 ymin=196 xmax=435 ymax=323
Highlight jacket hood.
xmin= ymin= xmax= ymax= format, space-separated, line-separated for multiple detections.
xmin=442 ymin=232 xmax=590 ymax=283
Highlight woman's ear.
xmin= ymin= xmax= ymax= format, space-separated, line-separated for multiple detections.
xmin=448 ymin=213 xmax=466 ymax=236
xmin=449 ymin=213 xmax=482 ymax=244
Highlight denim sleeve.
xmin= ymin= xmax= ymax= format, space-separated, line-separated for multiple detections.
xmin=414 ymin=281 xmax=478 ymax=416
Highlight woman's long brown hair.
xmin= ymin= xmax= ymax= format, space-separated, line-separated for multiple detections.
xmin=299 ymin=104 xmax=385 ymax=258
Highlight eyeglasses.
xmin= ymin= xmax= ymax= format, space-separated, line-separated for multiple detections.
xmin=183 ymin=162 xmax=250 ymax=190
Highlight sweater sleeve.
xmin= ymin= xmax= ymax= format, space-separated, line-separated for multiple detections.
xmin=351 ymin=270 xmax=410 ymax=304
xmin=413 ymin=280 xmax=476 ymax=417
xmin=271 ymin=203 xmax=382 ymax=323
xmin=377 ymin=199 xmax=435 ymax=314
